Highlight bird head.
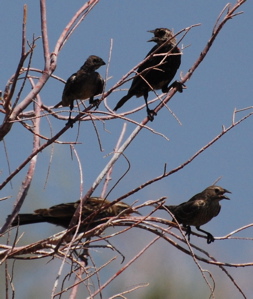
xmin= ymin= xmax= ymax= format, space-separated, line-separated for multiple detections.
xmin=85 ymin=55 xmax=106 ymax=70
xmin=147 ymin=28 xmax=176 ymax=46
xmin=204 ymin=185 xmax=231 ymax=200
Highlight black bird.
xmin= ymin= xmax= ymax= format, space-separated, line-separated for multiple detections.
xmin=9 ymin=197 xmax=137 ymax=232
xmin=55 ymin=55 xmax=105 ymax=126
xmin=160 ymin=186 xmax=231 ymax=244
xmin=113 ymin=28 xmax=181 ymax=121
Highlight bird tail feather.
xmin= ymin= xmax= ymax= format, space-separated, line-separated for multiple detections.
xmin=53 ymin=101 xmax=62 ymax=108
xmin=164 ymin=205 xmax=177 ymax=212
xmin=113 ymin=95 xmax=131 ymax=111
xmin=9 ymin=214 xmax=46 ymax=226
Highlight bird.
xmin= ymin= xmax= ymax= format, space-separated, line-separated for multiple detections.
xmin=54 ymin=55 xmax=106 ymax=126
xmin=159 ymin=186 xmax=231 ymax=244
xmin=9 ymin=197 xmax=138 ymax=233
xmin=113 ymin=28 xmax=182 ymax=121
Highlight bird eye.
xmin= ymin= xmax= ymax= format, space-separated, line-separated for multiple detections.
xmin=158 ymin=29 xmax=165 ymax=37
xmin=214 ymin=188 xmax=220 ymax=194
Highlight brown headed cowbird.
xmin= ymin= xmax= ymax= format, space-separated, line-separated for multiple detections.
xmin=9 ymin=197 xmax=137 ymax=232
xmin=113 ymin=28 xmax=181 ymax=121
xmin=160 ymin=186 xmax=231 ymax=244
xmin=54 ymin=55 xmax=105 ymax=126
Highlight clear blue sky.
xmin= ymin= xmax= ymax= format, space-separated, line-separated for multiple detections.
xmin=0 ymin=1 xmax=252 ymax=298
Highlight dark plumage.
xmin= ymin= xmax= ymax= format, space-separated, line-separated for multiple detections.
xmin=160 ymin=186 xmax=231 ymax=243
xmin=9 ymin=197 xmax=137 ymax=232
xmin=55 ymin=55 xmax=105 ymax=126
xmin=114 ymin=28 xmax=181 ymax=121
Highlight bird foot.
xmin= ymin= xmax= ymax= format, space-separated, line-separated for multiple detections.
xmin=163 ymin=81 xmax=186 ymax=93
xmin=90 ymin=98 xmax=100 ymax=109
xmin=66 ymin=118 xmax=75 ymax=128
xmin=206 ymin=233 xmax=215 ymax=244
xmin=147 ymin=109 xmax=157 ymax=121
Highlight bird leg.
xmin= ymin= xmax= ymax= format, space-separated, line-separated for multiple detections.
xmin=162 ymin=81 xmax=185 ymax=93
xmin=66 ymin=102 xmax=74 ymax=127
xmin=184 ymin=225 xmax=192 ymax=241
xmin=196 ymin=226 xmax=215 ymax=244
xmin=73 ymin=237 xmax=91 ymax=265
xmin=144 ymin=93 xmax=157 ymax=121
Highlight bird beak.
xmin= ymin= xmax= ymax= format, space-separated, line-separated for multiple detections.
xmin=224 ymin=189 xmax=232 ymax=194
xmin=222 ymin=189 xmax=231 ymax=200
xmin=147 ymin=37 xmax=159 ymax=43
xmin=147 ymin=30 xmax=157 ymax=42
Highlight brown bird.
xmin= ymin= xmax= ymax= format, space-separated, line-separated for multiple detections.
xmin=55 ymin=55 xmax=105 ymax=126
xmin=160 ymin=186 xmax=231 ymax=243
xmin=113 ymin=28 xmax=182 ymax=121
xmin=9 ymin=197 xmax=137 ymax=233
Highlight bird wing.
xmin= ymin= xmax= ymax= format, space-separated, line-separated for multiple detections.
xmin=136 ymin=44 xmax=161 ymax=73
xmin=128 ymin=43 xmax=180 ymax=95
xmin=170 ymin=200 xmax=206 ymax=224
xmin=35 ymin=198 xmax=105 ymax=218
xmin=187 ymin=192 xmax=203 ymax=202
xmin=62 ymin=71 xmax=104 ymax=105
xmin=61 ymin=72 xmax=79 ymax=105
xmin=35 ymin=201 xmax=78 ymax=218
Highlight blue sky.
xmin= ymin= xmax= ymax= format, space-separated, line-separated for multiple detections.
xmin=0 ymin=1 xmax=253 ymax=298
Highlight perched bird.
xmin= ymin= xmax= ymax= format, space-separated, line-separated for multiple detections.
xmin=9 ymin=197 xmax=137 ymax=232
xmin=113 ymin=28 xmax=182 ymax=121
xmin=159 ymin=186 xmax=231 ymax=244
xmin=54 ymin=55 xmax=105 ymax=126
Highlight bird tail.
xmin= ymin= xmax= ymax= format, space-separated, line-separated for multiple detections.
xmin=113 ymin=94 xmax=132 ymax=111
xmin=163 ymin=205 xmax=177 ymax=213
xmin=53 ymin=101 xmax=62 ymax=108
xmin=158 ymin=205 xmax=178 ymax=223
xmin=158 ymin=205 xmax=176 ymax=213
xmin=9 ymin=214 xmax=46 ymax=226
